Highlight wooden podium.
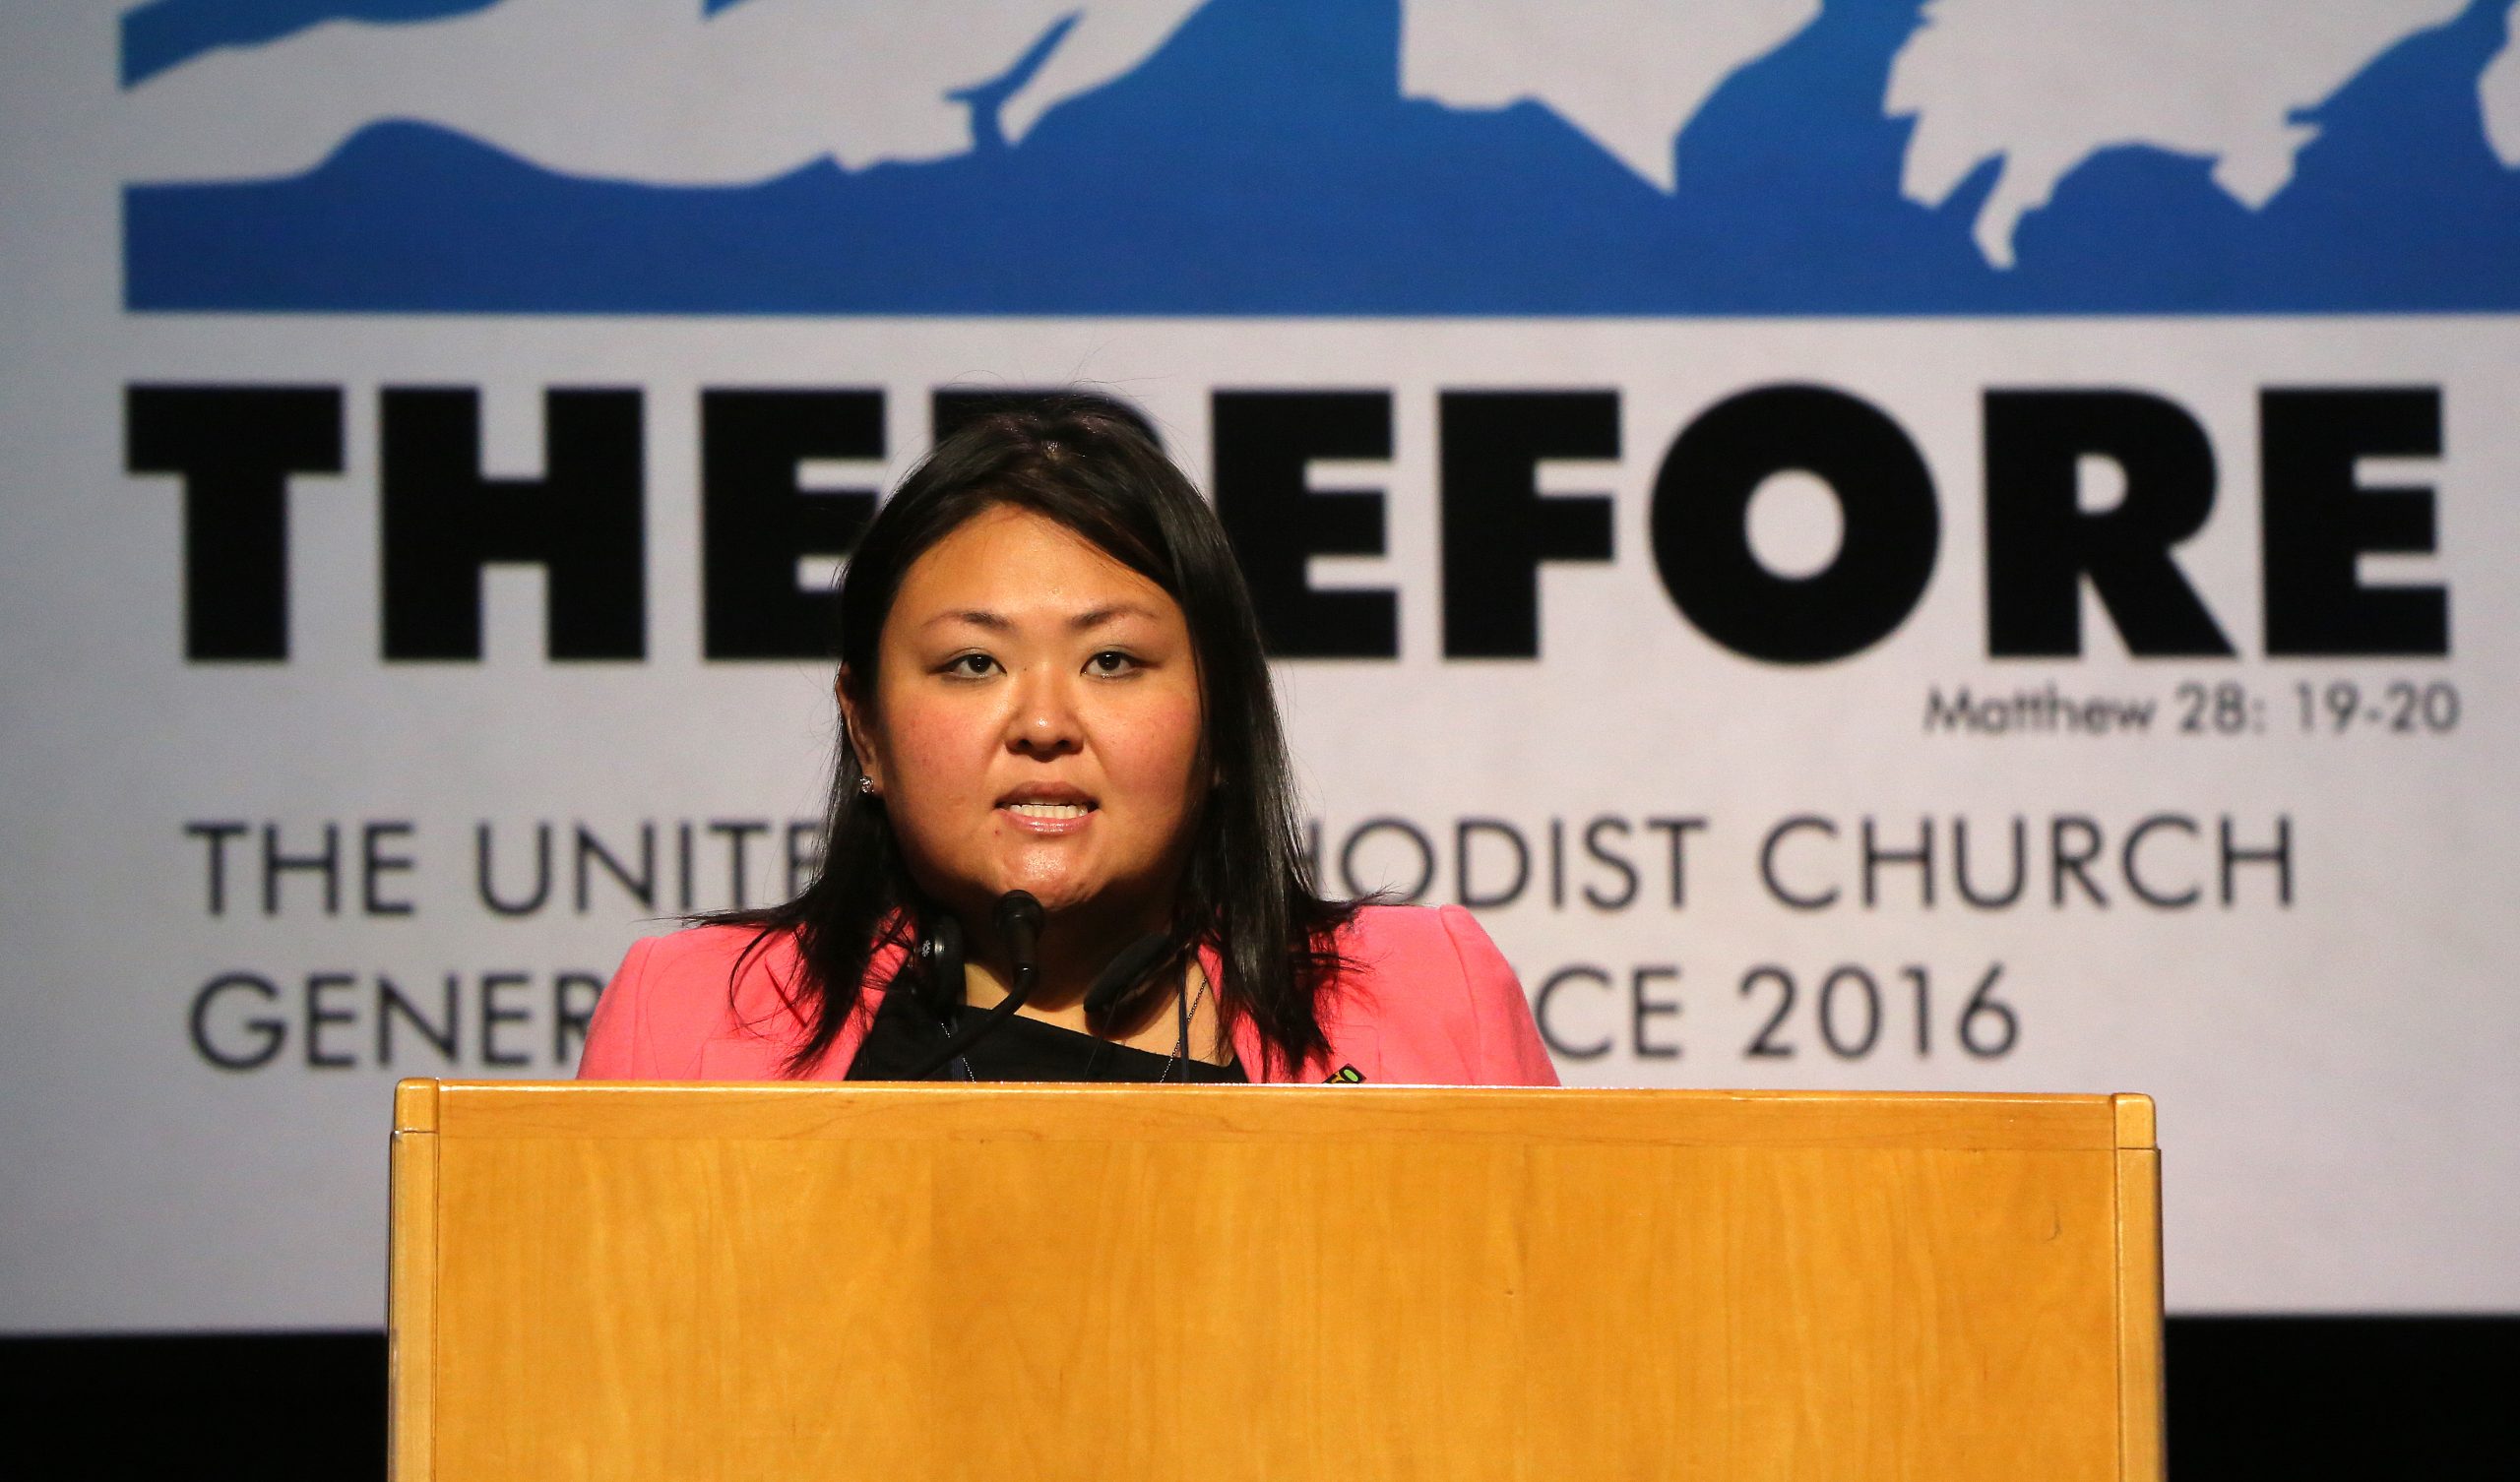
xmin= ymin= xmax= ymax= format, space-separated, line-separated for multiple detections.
xmin=389 ymin=1081 xmax=2162 ymax=1481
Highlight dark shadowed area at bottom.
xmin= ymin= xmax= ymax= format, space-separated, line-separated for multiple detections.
xmin=0 ymin=1317 xmax=2510 ymax=1478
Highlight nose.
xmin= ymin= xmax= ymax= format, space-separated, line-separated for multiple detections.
xmin=1005 ymin=664 xmax=1084 ymax=758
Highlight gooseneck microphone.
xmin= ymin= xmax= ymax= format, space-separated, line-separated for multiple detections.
xmin=902 ymin=890 xmax=1044 ymax=1081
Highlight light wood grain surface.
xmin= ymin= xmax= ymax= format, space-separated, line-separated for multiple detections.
xmin=391 ymin=1082 xmax=2161 ymax=1482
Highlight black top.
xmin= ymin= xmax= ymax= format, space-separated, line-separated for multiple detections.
xmin=844 ymin=977 xmax=1247 ymax=1083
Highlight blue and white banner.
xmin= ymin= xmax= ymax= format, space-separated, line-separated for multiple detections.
xmin=2 ymin=0 xmax=2514 ymax=1329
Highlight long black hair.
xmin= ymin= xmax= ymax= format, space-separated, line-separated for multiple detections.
xmin=718 ymin=400 xmax=1359 ymax=1078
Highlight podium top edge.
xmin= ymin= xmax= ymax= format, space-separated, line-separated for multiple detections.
xmin=394 ymin=1081 xmax=2152 ymax=1151
xmin=416 ymin=1081 xmax=2127 ymax=1102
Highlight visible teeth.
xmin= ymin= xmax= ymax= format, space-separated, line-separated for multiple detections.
xmin=1007 ymin=802 xmax=1089 ymax=819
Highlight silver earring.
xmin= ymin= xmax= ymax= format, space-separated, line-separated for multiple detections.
xmin=858 ymin=777 xmax=877 ymax=796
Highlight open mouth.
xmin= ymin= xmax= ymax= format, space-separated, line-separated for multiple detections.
xmin=1003 ymin=801 xmax=1093 ymax=820
xmin=997 ymin=786 xmax=1099 ymax=823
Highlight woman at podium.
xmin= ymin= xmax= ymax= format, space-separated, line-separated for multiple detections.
xmin=580 ymin=401 xmax=1555 ymax=1086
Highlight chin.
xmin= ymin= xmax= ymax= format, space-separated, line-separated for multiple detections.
xmin=998 ymin=870 xmax=1103 ymax=917
xmin=1000 ymin=857 xmax=1170 ymax=932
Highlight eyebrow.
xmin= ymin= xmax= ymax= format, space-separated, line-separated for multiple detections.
xmin=923 ymin=603 xmax=1164 ymax=633
xmin=925 ymin=608 xmax=1013 ymax=632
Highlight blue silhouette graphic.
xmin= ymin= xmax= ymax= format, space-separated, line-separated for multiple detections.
xmin=121 ymin=0 xmax=2520 ymax=314
xmin=123 ymin=0 xmax=496 ymax=88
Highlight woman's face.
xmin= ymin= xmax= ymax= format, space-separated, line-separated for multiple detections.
xmin=847 ymin=504 xmax=1207 ymax=934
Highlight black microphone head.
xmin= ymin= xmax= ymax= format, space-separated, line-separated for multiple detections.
xmin=992 ymin=890 xmax=1044 ymax=938
xmin=992 ymin=890 xmax=1045 ymax=973
xmin=1084 ymin=932 xmax=1179 ymax=1017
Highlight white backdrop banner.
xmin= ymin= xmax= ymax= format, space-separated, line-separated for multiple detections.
xmin=3 ymin=0 xmax=2516 ymax=1329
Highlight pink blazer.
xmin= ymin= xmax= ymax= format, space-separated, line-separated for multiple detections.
xmin=578 ymin=903 xmax=1558 ymax=1086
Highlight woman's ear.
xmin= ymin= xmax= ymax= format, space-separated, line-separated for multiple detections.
xmin=836 ymin=668 xmax=882 ymax=792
